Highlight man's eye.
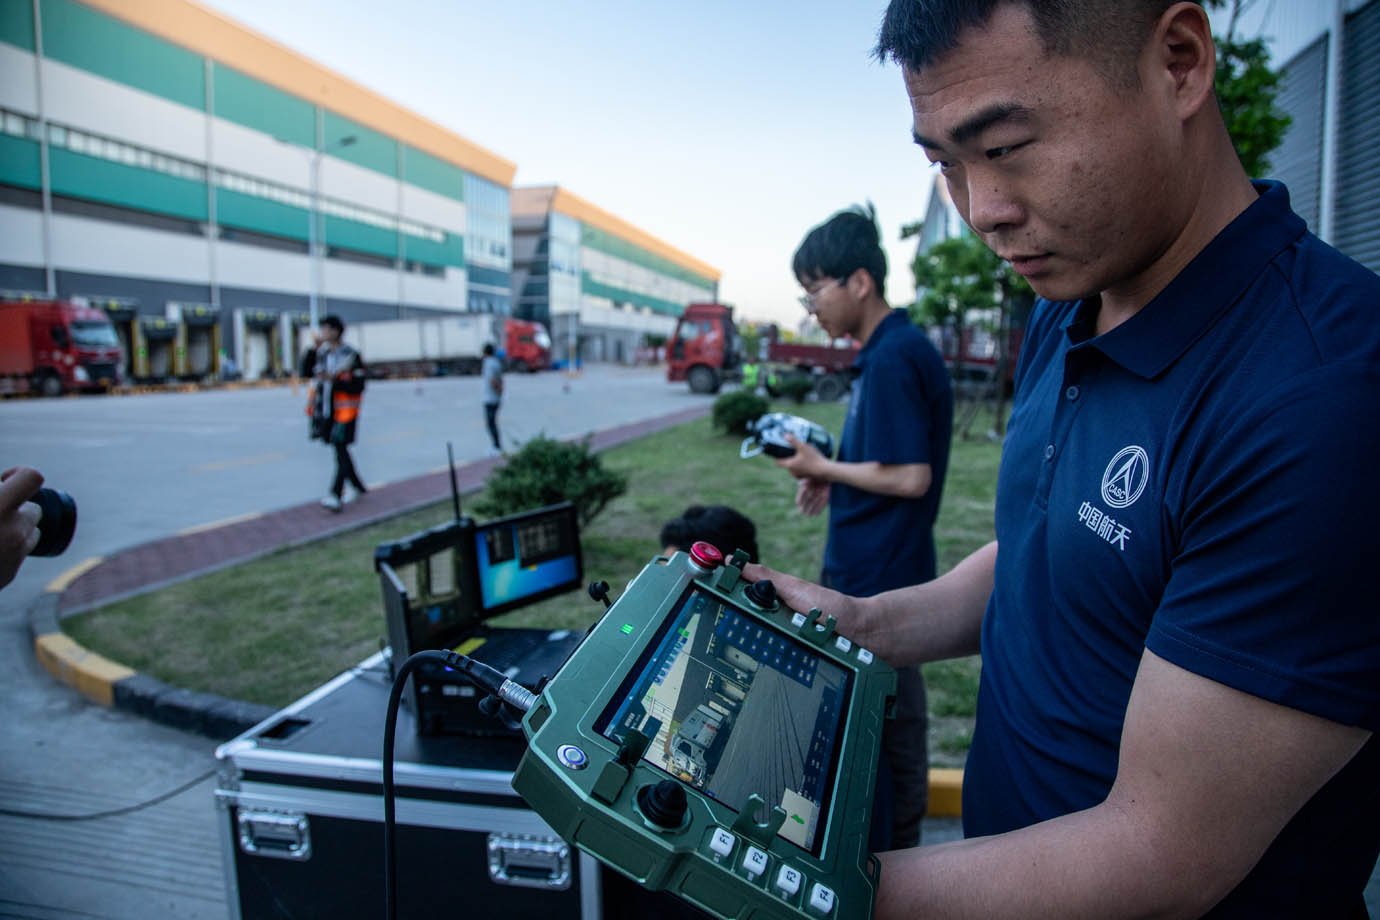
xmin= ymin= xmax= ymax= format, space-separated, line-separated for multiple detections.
xmin=929 ymin=159 xmax=955 ymax=174
xmin=986 ymin=142 xmax=1028 ymax=160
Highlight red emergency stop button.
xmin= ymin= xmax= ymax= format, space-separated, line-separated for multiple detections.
xmin=689 ymin=541 xmax=723 ymax=570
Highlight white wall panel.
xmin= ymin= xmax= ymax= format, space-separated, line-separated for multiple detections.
xmin=215 ymin=241 xmax=310 ymax=295
xmin=321 ymin=257 xmax=399 ymax=304
xmin=319 ymin=156 xmax=397 ymax=214
xmin=210 ymin=117 xmax=311 ymax=190
xmin=579 ymin=301 xmax=673 ymax=335
xmin=402 ymin=268 xmax=464 ymax=309
xmin=0 ymin=43 xmax=38 ymax=116
xmin=50 ymin=214 xmax=209 ymax=282
xmin=41 ymin=59 xmax=206 ymax=162
xmin=400 ymin=184 xmax=466 ymax=235
xmin=0 ymin=205 xmax=45 ymax=265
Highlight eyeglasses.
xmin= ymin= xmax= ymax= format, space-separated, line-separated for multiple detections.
xmin=798 ymin=277 xmax=846 ymax=313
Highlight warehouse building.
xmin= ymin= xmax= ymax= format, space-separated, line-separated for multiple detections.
xmin=511 ymin=185 xmax=720 ymax=366
xmin=0 ymin=0 xmax=515 ymax=380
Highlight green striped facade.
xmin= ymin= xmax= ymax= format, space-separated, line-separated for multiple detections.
xmin=580 ymin=224 xmax=716 ymax=290
xmin=0 ymin=0 xmax=470 ymax=269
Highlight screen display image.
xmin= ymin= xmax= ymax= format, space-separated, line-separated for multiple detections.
xmin=597 ymin=588 xmax=852 ymax=855
xmin=475 ymin=507 xmax=581 ymax=612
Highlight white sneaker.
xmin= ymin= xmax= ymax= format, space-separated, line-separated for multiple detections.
xmin=320 ymin=494 xmax=342 ymax=512
xmin=342 ymin=486 xmax=362 ymax=505
xmin=486 ymin=446 xmax=502 ymax=458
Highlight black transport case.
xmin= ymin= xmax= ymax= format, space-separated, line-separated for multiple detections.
xmin=215 ymin=650 xmax=707 ymax=919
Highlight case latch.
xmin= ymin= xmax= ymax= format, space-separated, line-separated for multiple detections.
xmin=237 ymin=809 xmax=311 ymax=861
xmin=486 ymin=833 xmax=572 ymax=890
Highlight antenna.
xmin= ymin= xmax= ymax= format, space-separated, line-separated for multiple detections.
xmin=447 ymin=441 xmax=462 ymax=522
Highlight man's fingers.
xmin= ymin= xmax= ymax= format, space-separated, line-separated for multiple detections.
xmin=0 ymin=467 xmax=43 ymax=515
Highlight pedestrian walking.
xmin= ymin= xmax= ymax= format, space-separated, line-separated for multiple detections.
xmin=481 ymin=342 xmax=503 ymax=456
xmin=310 ymin=315 xmax=367 ymax=511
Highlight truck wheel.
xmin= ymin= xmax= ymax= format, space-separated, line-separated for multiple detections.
xmin=815 ymin=374 xmax=847 ymax=402
xmin=37 ymin=373 xmax=63 ymax=397
xmin=687 ymin=366 xmax=720 ymax=394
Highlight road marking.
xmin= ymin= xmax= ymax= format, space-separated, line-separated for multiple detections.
xmin=191 ymin=452 xmax=289 ymax=472
xmin=46 ymin=556 xmax=104 ymax=593
xmin=177 ymin=511 xmax=265 ymax=536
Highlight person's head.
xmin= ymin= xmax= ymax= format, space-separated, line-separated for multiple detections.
xmin=320 ymin=315 xmax=344 ymax=344
xmin=792 ymin=204 xmax=889 ymax=340
xmin=876 ymin=0 xmax=1232 ymax=307
xmin=660 ymin=505 xmax=759 ymax=563
xmin=483 ymin=343 xmax=496 ymax=357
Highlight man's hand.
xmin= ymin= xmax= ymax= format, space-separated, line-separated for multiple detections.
xmin=0 ymin=467 xmax=44 ymax=590
xmin=795 ymin=478 xmax=829 ymax=516
xmin=741 ymin=561 xmax=867 ymax=641
xmin=775 ymin=434 xmax=830 ymax=480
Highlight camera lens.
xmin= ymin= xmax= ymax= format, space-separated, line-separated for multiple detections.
xmin=30 ymin=488 xmax=77 ymax=557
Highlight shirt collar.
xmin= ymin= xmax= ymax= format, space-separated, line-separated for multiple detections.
xmin=1065 ymin=181 xmax=1306 ymax=378
xmin=854 ymin=309 xmax=909 ymax=369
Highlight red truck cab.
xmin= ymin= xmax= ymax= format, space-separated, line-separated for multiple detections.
xmin=503 ymin=317 xmax=551 ymax=372
xmin=666 ymin=302 xmax=743 ymax=394
xmin=0 ymin=297 xmax=124 ymax=396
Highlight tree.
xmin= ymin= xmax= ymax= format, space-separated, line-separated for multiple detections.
xmin=1208 ymin=0 xmax=1291 ymax=177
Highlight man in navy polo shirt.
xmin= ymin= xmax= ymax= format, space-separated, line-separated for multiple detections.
xmin=774 ymin=204 xmax=953 ymax=851
xmin=747 ymin=1 xmax=1379 ymax=917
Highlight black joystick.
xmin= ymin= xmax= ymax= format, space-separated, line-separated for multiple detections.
xmin=588 ymin=581 xmax=612 ymax=609
xmin=744 ymin=578 xmax=777 ymax=609
xmin=637 ymin=780 xmax=688 ymax=829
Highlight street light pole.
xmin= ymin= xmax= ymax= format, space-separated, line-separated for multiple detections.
xmin=301 ymin=134 xmax=356 ymax=331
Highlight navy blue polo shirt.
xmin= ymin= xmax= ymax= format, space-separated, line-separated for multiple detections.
xmin=965 ymin=182 xmax=1380 ymax=916
xmin=822 ymin=309 xmax=952 ymax=596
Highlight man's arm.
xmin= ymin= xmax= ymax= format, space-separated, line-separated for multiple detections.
xmin=743 ymin=540 xmax=995 ymax=665
xmin=776 ymin=434 xmax=932 ymax=498
xmin=0 ymin=467 xmax=44 ymax=590
xmin=874 ymin=649 xmax=1372 ymax=920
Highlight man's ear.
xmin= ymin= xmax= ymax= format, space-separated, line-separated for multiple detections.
xmin=846 ymin=267 xmax=872 ymax=300
xmin=1149 ymin=1 xmax=1217 ymax=120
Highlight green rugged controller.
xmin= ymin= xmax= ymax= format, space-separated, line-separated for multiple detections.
xmin=512 ymin=542 xmax=897 ymax=919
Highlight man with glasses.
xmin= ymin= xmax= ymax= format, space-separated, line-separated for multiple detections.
xmin=774 ymin=204 xmax=953 ymax=852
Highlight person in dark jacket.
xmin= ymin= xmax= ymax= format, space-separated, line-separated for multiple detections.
xmin=311 ymin=315 xmax=367 ymax=512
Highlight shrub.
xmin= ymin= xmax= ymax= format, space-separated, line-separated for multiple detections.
xmin=474 ymin=435 xmax=628 ymax=527
xmin=771 ymin=371 xmax=815 ymax=404
xmin=712 ymin=390 xmax=770 ymax=435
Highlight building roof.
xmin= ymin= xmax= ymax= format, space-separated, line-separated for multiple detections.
xmin=80 ymin=0 xmax=517 ymax=187
xmin=514 ymin=184 xmax=721 ymax=282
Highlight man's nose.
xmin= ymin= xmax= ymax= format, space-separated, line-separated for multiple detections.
xmin=964 ymin=175 xmax=1024 ymax=235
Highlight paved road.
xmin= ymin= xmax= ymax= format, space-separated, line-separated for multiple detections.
xmin=0 ymin=366 xmax=720 ymax=919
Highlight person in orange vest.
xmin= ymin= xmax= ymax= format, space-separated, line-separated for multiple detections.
xmin=310 ymin=314 xmax=367 ymax=512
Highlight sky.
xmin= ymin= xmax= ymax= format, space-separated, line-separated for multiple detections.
xmin=196 ymin=0 xmax=941 ymax=328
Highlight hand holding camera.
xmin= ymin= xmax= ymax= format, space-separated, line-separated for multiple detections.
xmin=0 ymin=466 xmax=78 ymax=590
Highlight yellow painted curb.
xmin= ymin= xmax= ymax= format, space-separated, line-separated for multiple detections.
xmin=46 ymin=556 xmax=103 ymax=594
xmin=927 ymin=767 xmax=964 ymax=818
xmin=33 ymin=632 xmax=135 ymax=707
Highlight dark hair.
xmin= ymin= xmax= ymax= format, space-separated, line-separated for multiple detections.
xmin=320 ymin=314 xmax=345 ymax=334
xmin=659 ymin=505 xmax=759 ymax=563
xmin=875 ymin=0 xmax=1185 ymax=90
xmin=483 ymin=343 xmax=496 ymax=357
xmin=792 ymin=203 xmax=887 ymax=294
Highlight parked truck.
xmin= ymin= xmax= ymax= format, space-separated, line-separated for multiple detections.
xmin=343 ymin=315 xmax=550 ymax=379
xmin=0 ymin=296 xmax=124 ymax=396
xmin=666 ymin=302 xmax=858 ymax=400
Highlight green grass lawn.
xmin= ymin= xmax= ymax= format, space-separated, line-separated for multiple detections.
xmin=65 ymin=398 xmax=999 ymax=766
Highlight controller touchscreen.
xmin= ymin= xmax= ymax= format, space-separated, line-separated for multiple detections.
xmin=595 ymin=587 xmax=851 ymax=855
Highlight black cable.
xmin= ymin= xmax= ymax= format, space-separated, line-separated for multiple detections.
xmin=0 ymin=768 xmax=216 ymax=821
xmin=384 ymin=648 xmax=534 ymax=920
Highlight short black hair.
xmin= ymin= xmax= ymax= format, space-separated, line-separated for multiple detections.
xmin=792 ymin=203 xmax=887 ymax=293
xmin=875 ymin=0 xmax=1185 ymax=90
xmin=659 ymin=505 xmax=759 ymax=563
xmin=483 ymin=343 xmax=496 ymax=357
xmin=320 ymin=314 xmax=344 ymax=334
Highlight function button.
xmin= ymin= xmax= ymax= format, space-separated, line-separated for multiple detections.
xmin=556 ymin=744 xmax=588 ymax=770
xmin=857 ymin=648 xmax=874 ymax=665
xmin=708 ymin=827 xmax=735 ymax=859
xmin=774 ymin=864 xmax=803 ymax=898
xmin=741 ymin=845 xmax=768 ymax=879
xmin=790 ymin=612 xmax=807 ymax=628
xmin=834 ymin=636 xmax=852 ymax=653
xmin=809 ymin=883 xmax=837 ymax=915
